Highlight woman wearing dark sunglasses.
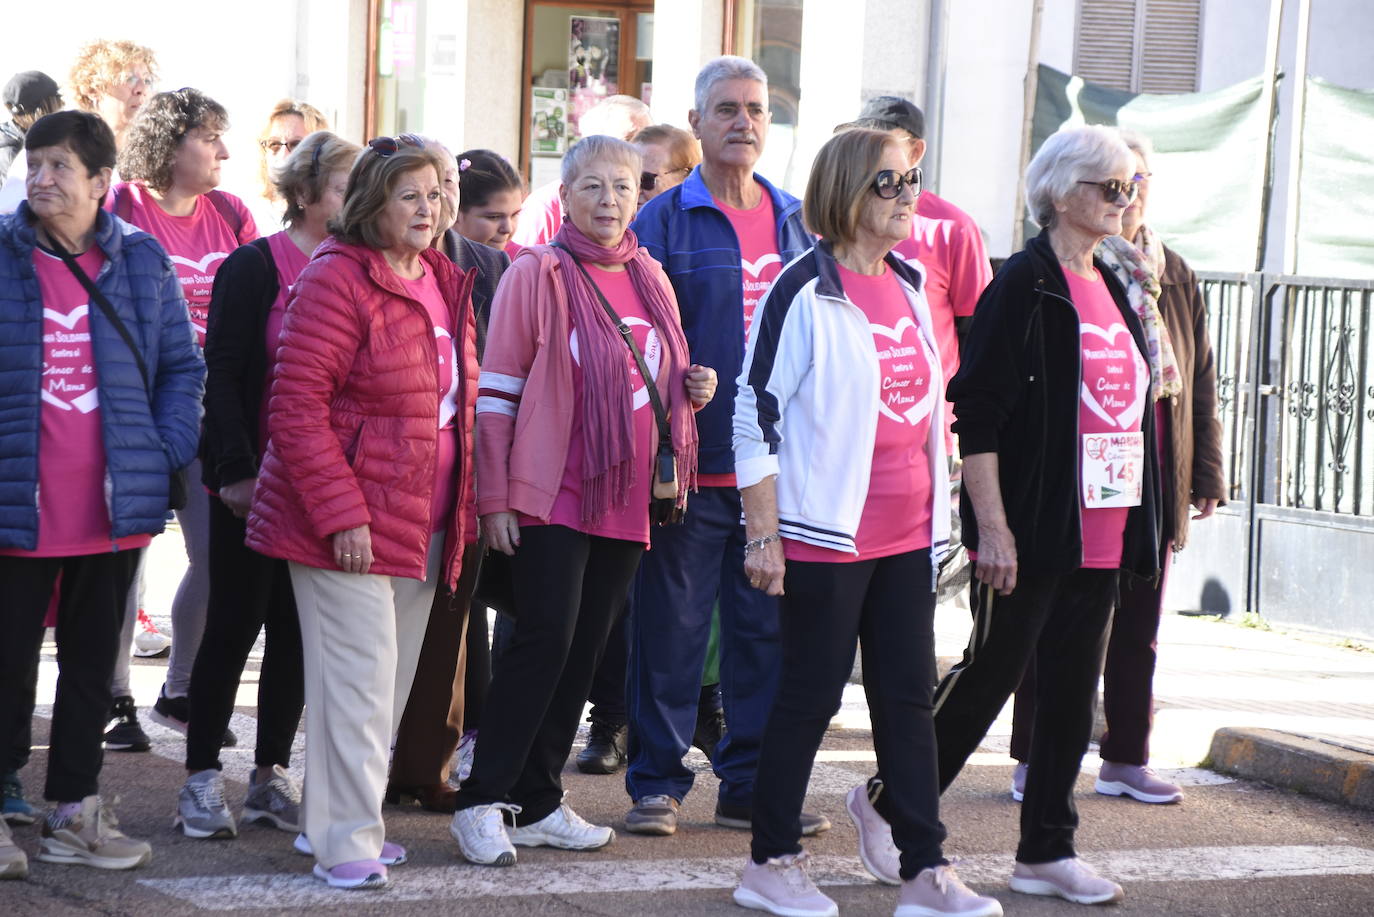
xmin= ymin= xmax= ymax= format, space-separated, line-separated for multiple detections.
xmin=857 ymin=124 xmax=1161 ymax=908
xmin=732 ymin=128 xmax=999 ymax=917
xmin=245 ymin=135 xmax=479 ymax=890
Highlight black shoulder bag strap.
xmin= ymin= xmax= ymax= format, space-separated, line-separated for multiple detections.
xmin=551 ymin=242 xmax=675 ymax=480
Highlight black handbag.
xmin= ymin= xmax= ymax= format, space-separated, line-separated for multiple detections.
xmin=48 ymin=236 xmax=190 ymax=510
xmin=553 ymin=243 xmax=685 ymax=526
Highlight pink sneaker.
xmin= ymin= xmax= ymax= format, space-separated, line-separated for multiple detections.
xmin=312 ymin=859 xmax=388 ymax=890
xmin=1009 ymin=857 xmax=1124 ymax=904
xmin=845 ymin=785 xmax=900 ymax=886
xmin=733 ymin=852 xmax=838 ymax=916
xmin=1095 ymin=763 xmax=1183 ymax=804
xmin=897 ymin=864 xmax=1003 ymax=916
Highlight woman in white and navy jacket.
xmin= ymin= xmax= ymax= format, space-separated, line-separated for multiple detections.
xmin=730 ymin=129 xmax=1001 ymax=917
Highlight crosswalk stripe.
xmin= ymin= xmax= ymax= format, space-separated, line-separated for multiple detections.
xmin=138 ymin=845 xmax=1374 ymax=910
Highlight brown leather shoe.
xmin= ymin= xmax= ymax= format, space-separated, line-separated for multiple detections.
xmin=385 ymin=782 xmax=458 ymax=813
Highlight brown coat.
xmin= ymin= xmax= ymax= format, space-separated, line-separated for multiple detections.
xmin=1158 ymin=243 xmax=1227 ymax=548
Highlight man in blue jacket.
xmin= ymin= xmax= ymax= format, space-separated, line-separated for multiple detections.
xmin=622 ymin=56 xmax=821 ymax=838
xmin=0 ymin=110 xmax=203 ymax=876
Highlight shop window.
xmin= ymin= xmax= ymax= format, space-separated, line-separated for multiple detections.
xmin=734 ymin=0 xmax=804 ymax=183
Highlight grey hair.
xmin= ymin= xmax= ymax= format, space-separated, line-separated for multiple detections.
xmin=693 ymin=55 xmax=768 ymax=112
xmin=577 ymin=95 xmax=652 ymax=140
xmin=1024 ymin=125 xmax=1135 ymax=228
xmin=1116 ymin=127 xmax=1154 ymax=170
xmin=561 ymin=134 xmax=643 ymax=185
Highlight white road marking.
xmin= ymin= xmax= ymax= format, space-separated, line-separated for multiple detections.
xmin=138 ymin=845 xmax=1374 ymax=911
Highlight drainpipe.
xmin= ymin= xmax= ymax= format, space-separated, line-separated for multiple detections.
xmin=924 ymin=0 xmax=950 ymax=195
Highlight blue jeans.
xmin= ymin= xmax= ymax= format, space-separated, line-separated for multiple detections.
xmin=625 ymin=486 xmax=781 ymax=807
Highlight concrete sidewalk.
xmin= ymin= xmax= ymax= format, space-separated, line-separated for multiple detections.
xmin=922 ymin=600 xmax=1374 ymax=809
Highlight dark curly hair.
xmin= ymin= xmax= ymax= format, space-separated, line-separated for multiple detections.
xmin=116 ymin=87 xmax=228 ymax=193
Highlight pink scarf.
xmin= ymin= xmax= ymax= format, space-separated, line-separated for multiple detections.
xmin=550 ymin=222 xmax=698 ymax=524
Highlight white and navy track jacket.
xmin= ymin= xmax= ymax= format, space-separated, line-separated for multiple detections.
xmin=733 ymin=241 xmax=950 ymax=587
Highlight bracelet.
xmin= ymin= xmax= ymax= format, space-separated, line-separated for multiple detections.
xmin=744 ymin=532 xmax=781 ymax=555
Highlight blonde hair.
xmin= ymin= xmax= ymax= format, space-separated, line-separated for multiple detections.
xmin=258 ymin=99 xmax=329 ymax=201
xmin=69 ymin=39 xmax=158 ymax=114
xmin=273 ymin=131 xmax=362 ymax=228
xmin=803 ymin=128 xmax=898 ymax=248
xmin=329 ymin=141 xmax=448 ymax=250
xmin=633 ymin=124 xmax=701 ymax=174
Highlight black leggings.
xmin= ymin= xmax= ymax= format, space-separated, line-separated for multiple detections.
xmin=751 ymin=548 xmax=945 ymax=879
xmin=185 ymin=496 xmax=303 ymax=773
xmin=454 ymin=525 xmax=643 ymax=824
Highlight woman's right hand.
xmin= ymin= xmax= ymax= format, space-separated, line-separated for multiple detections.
xmin=482 ymin=511 xmax=521 ymax=555
xmin=218 ymin=477 xmax=257 ymax=519
xmin=974 ymin=523 xmax=1018 ymax=595
xmin=744 ymin=538 xmax=786 ymax=596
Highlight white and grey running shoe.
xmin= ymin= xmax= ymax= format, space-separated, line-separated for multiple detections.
xmin=174 ymin=770 xmax=237 ymax=839
xmin=450 ymin=802 xmax=520 ymax=866
xmin=242 ymin=765 xmax=301 ymax=832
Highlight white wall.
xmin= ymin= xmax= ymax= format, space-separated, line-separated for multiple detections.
xmin=649 ymin=0 xmax=725 ymax=127
xmin=461 ymin=0 xmax=524 ymax=160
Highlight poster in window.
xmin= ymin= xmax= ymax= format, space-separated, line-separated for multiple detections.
xmin=531 ymin=87 xmax=569 ymax=155
xmin=568 ymin=16 xmax=620 ymax=142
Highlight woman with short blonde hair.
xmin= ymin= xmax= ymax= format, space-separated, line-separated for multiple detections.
xmin=68 ymin=39 xmax=159 ymax=148
xmin=258 ymin=99 xmax=329 ymax=204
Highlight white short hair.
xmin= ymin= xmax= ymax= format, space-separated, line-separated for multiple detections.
xmin=1116 ymin=127 xmax=1154 ymax=170
xmin=693 ymin=55 xmax=768 ymax=113
xmin=560 ymin=134 xmax=643 ymax=186
xmin=1024 ymin=125 xmax=1135 ymax=228
xmin=577 ymin=95 xmax=652 ymax=141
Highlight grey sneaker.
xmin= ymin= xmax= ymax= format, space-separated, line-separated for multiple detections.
xmin=897 ymin=864 xmax=1004 ymax=916
xmin=507 ymin=798 xmax=614 ymax=850
xmin=625 ymin=794 xmax=680 ymax=836
xmin=1 ymin=817 xmax=27 ymax=880
xmin=1011 ymin=762 xmax=1027 ymax=802
xmin=717 ymin=799 xmax=831 ymax=836
xmin=1009 ymin=857 xmax=1124 ymax=904
xmin=175 ymin=770 xmax=237 ymax=839
xmin=451 ymin=802 xmax=520 ymax=866
xmin=733 ymin=852 xmax=838 ymax=916
xmin=38 ymin=796 xmax=152 ymax=870
xmin=1095 ymin=762 xmax=1183 ymax=804
xmin=243 ymin=765 xmax=301 ymax=831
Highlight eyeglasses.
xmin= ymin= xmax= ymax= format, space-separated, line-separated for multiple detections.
xmin=640 ymin=166 xmax=690 ymax=192
xmin=366 ymin=133 xmax=425 ymax=157
xmin=1133 ymin=171 xmax=1153 ymax=183
xmin=1077 ymin=178 xmax=1139 ymax=203
xmin=260 ymin=138 xmax=303 ymax=155
xmin=122 ymin=72 xmax=154 ymax=90
xmin=872 ymin=167 xmax=922 ymax=200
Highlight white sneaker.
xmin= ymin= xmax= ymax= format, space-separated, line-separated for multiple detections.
xmin=733 ymin=852 xmax=838 ymax=916
xmin=507 ymin=798 xmax=614 ymax=850
xmin=132 ymin=608 xmax=171 ymax=658
xmin=450 ymin=802 xmax=520 ymax=866
xmin=845 ymin=785 xmax=900 ymax=886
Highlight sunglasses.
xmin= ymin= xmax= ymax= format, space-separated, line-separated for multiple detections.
xmin=260 ymin=138 xmax=303 ymax=155
xmin=872 ymin=167 xmax=922 ymax=200
xmin=640 ymin=167 xmax=690 ymax=192
xmin=1078 ymin=178 xmax=1139 ymax=203
xmin=367 ymin=133 xmax=425 ymax=157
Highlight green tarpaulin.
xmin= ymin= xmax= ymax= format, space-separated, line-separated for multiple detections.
xmin=1295 ymin=77 xmax=1374 ymax=279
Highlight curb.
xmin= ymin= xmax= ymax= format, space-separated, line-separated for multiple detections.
xmin=1207 ymin=727 xmax=1374 ymax=810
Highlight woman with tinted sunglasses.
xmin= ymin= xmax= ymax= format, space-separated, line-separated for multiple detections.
xmin=732 ymin=128 xmax=999 ymax=917
xmin=858 ymin=124 xmax=1160 ymax=907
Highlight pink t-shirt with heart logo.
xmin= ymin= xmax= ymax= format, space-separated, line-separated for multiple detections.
xmin=0 ymin=248 xmax=153 ymax=557
xmin=786 ymin=266 xmax=935 ymax=563
xmin=1068 ymin=269 xmax=1149 ymax=569
xmin=519 ymin=265 xmax=660 ymax=545
xmin=400 ymin=266 xmax=461 ymax=535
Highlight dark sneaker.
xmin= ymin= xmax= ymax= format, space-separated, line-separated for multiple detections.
xmin=575 ymin=719 xmax=627 ymax=775
xmin=716 ymin=799 xmax=830 ymax=836
xmin=693 ymin=706 xmax=725 ymax=762
xmin=243 ymin=765 xmax=302 ymax=832
xmin=103 ymin=697 xmax=150 ymax=753
xmin=625 ymin=794 xmax=680 ymax=836
xmin=149 ymin=687 xmax=237 ymax=747
xmin=2 ymin=771 xmax=36 ymax=826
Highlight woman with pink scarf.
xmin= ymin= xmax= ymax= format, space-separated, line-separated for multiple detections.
xmin=451 ymin=135 xmax=715 ymax=867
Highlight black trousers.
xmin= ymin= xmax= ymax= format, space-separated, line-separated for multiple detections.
xmin=0 ymin=549 xmax=141 ymax=801
xmin=462 ymin=597 xmax=491 ymax=731
xmin=873 ymin=569 xmax=1117 ymax=864
xmin=454 ymin=525 xmax=642 ymax=824
xmin=185 ymin=497 xmax=303 ymax=773
xmin=752 ymin=549 xmax=946 ymax=878
xmin=587 ymin=603 xmax=629 ymax=726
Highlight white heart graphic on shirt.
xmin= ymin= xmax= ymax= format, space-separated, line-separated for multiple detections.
xmin=41 ymin=386 xmax=99 ymax=414
xmin=871 ymin=316 xmax=933 ymax=426
xmin=570 ymin=316 xmax=661 ymax=411
xmin=43 ymin=305 xmax=89 ymax=330
xmin=169 ymin=251 xmax=230 ymax=274
xmin=1079 ymin=322 xmax=1146 ymax=430
xmin=741 ymin=253 xmax=781 ymax=277
xmin=435 ymin=326 xmax=458 ymax=429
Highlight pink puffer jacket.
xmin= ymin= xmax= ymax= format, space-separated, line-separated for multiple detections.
xmin=246 ymin=238 xmax=478 ymax=589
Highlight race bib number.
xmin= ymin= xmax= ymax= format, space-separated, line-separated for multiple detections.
xmin=1082 ymin=432 xmax=1144 ymax=508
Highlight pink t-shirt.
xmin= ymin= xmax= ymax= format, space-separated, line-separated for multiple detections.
xmin=786 ymin=266 xmax=935 ymax=563
xmin=504 ymin=241 xmax=525 ymax=261
xmin=0 ymin=247 xmax=151 ymax=557
xmin=1068 ymin=269 xmax=1149 ymax=569
xmin=110 ymin=183 xmax=257 ymax=347
xmin=400 ymin=266 xmax=460 ymax=535
xmin=258 ymin=232 xmax=312 ymax=449
xmin=699 ymin=187 xmax=781 ymax=490
xmin=521 ymin=265 xmax=659 ymax=544
xmin=916 ymin=190 xmax=990 ymax=283
xmin=510 ymin=180 xmax=562 ymax=247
